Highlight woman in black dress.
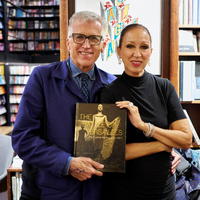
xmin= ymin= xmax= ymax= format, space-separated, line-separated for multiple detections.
xmin=100 ymin=24 xmax=192 ymax=200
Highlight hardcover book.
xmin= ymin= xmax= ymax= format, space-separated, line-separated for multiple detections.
xmin=74 ymin=103 xmax=127 ymax=173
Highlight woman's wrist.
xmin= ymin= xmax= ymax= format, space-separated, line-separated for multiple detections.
xmin=143 ymin=122 xmax=155 ymax=137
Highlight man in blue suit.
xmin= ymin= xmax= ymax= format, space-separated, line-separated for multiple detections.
xmin=12 ymin=11 xmax=116 ymax=200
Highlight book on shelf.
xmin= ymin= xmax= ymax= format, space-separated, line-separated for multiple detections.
xmin=74 ymin=103 xmax=127 ymax=173
xmin=183 ymin=109 xmax=200 ymax=145
xmin=197 ymin=31 xmax=200 ymax=52
xmin=183 ymin=0 xmax=188 ymax=24
xmin=192 ymin=0 xmax=198 ymax=25
xmin=179 ymin=30 xmax=197 ymax=52
xmin=179 ymin=0 xmax=200 ymax=25
xmin=193 ymin=62 xmax=200 ymax=100
xmin=179 ymin=61 xmax=196 ymax=101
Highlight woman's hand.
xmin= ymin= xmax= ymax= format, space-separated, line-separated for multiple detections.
xmin=116 ymin=101 xmax=145 ymax=130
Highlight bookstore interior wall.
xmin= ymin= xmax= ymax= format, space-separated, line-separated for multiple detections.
xmin=0 ymin=0 xmax=60 ymax=125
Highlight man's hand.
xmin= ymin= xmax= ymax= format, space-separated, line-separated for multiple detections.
xmin=171 ymin=150 xmax=181 ymax=174
xmin=69 ymin=157 xmax=104 ymax=181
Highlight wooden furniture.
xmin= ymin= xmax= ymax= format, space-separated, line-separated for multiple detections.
xmin=0 ymin=126 xmax=13 ymax=135
xmin=7 ymin=168 xmax=22 ymax=200
xmin=170 ymin=0 xmax=200 ymax=140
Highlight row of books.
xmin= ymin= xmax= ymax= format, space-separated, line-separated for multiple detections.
xmin=9 ymin=76 xmax=29 ymax=85
xmin=10 ymin=94 xmax=22 ymax=104
xmin=0 ymin=75 xmax=5 ymax=85
xmin=8 ymin=8 xmax=59 ymax=18
xmin=8 ymin=31 xmax=59 ymax=40
xmin=0 ymin=105 xmax=6 ymax=115
xmin=179 ymin=61 xmax=200 ymax=101
xmin=9 ymin=65 xmax=36 ymax=75
xmin=10 ymin=86 xmax=25 ymax=94
xmin=179 ymin=0 xmax=200 ymax=25
xmin=10 ymin=104 xmax=19 ymax=113
xmin=0 ymin=63 xmax=48 ymax=124
xmin=9 ymin=41 xmax=60 ymax=51
xmin=0 ymin=30 xmax=3 ymax=40
xmin=179 ymin=30 xmax=200 ymax=52
xmin=0 ymin=21 xmax=3 ymax=29
xmin=0 ymin=85 xmax=6 ymax=95
xmin=0 ymin=95 xmax=6 ymax=106
xmin=0 ymin=115 xmax=6 ymax=125
xmin=11 ymin=113 xmax=17 ymax=123
xmin=9 ymin=0 xmax=60 ymax=6
xmin=0 ymin=64 xmax=5 ymax=75
xmin=9 ymin=20 xmax=59 ymax=29
xmin=0 ymin=64 xmax=6 ymax=120
xmin=0 ymin=43 xmax=4 ymax=51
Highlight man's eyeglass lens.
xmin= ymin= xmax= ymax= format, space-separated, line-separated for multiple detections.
xmin=72 ymin=33 xmax=102 ymax=45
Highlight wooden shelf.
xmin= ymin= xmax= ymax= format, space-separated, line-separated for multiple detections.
xmin=0 ymin=126 xmax=13 ymax=135
xmin=179 ymin=52 xmax=200 ymax=56
xmin=7 ymin=168 xmax=22 ymax=173
xmin=181 ymin=100 xmax=200 ymax=104
xmin=179 ymin=25 xmax=200 ymax=29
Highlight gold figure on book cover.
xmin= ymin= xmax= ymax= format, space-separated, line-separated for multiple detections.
xmin=74 ymin=103 xmax=127 ymax=173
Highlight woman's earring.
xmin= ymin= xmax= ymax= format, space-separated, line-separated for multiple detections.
xmin=101 ymin=52 xmax=104 ymax=61
xmin=117 ymin=57 xmax=122 ymax=64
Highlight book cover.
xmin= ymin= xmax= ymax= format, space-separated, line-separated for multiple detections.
xmin=74 ymin=103 xmax=127 ymax=173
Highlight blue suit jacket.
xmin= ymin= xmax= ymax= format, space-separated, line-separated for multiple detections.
xmin=12 ymin=60 xmax=116 ymax=200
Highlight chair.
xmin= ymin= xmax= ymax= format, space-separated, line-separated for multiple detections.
xmin=0 ymin=134 xmax=14 ymax=181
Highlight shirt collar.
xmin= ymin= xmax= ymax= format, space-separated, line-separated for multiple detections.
xmin=69 ymin=58 xmax=95 ymax=80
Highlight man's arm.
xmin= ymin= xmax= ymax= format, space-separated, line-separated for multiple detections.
xmin=12 ymin=67 xmax=70 ymax=177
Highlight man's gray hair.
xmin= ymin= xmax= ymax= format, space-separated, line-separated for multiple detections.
xmin=68 ymin=11 xmax=106 ymax=37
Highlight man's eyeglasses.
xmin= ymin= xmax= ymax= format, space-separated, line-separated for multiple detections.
xmin=70 ymin=33 xmax=102 ymax=46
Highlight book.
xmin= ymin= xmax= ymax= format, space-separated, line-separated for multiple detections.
xmin=179 ymin=61 xmax=196 ymax=101
xmin=194 ymin=61 xmax=200 ymax=100
xmin=183 ymin=109 xmax=200 ymax=145
xmin=179 ymin=30 xmax=196 ymax=52
xmin=74 ymin=103 xmax=127 ymax=173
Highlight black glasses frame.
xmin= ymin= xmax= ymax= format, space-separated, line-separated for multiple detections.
xmin=70 ymin=33 xmax=102 ymax=46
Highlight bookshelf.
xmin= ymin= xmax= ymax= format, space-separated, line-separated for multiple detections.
xmin=0 ymin=0 xmax=4 ymax=52
xmin=0 ymin=64 xmax=8 ymax=125
xmin=6 ymin=63 xmax=38 ymax=124
xmin=170 ymin=0 xmax=200 ymax=143
xmin=0 ymin=0 xmax=60 ymax=63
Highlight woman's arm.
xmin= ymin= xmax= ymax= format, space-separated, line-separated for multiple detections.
xmin=147 ymin=118 xmax=192 ymax=149
xmin=116 ymin=101 xmax=192 ymax=149
xmin=125 ymin=141 xmax=171 ymax=160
